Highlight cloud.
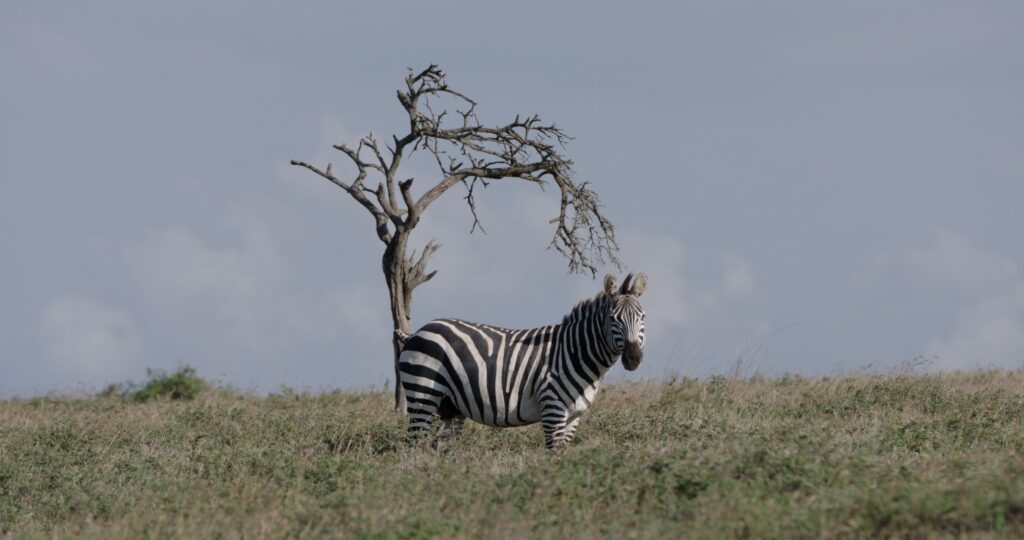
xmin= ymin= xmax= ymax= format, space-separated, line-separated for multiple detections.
xmin=901 ymin=231 xmax=1024 ymax=370
xmin=903 ymin=230 xmax=1018 ymax=292
xmin=392 ymin=181 xmax=601 ymax=332
xmin=614 ymin=230 xmax=717 ymax=343
xmin=413 ymin=187 xmax=564 ymax=299
xmin=125 ymin=204 xmax=392 ymax=387
xmin=127 ymin=211 xmax=289 ymax=348
xmin=39 ymin=296 xmax=141 ymax=382
xmin=723 ymin=255 xmax=754 ymax=297
xmin=924 ymin=285 xmax=1024 ymax=371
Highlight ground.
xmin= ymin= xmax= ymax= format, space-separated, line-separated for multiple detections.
xmin=2 ymin=371 xmax=1023 ymax=538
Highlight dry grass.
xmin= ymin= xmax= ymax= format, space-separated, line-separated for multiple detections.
xmin=2 ymin=371 xmax=1024 ymax=538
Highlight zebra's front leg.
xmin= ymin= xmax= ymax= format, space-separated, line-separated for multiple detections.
xmin=541 ymin=404 xmax=570 ymax=451
xmin=562 ymin=417 xmax=582 ymax=445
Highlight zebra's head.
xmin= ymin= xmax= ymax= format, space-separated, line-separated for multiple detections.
xmin=603 ymin=273 xmax=648 ymax=371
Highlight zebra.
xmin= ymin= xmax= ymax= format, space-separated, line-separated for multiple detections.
xmin=396 ymin=272 xmax=647 ymax=450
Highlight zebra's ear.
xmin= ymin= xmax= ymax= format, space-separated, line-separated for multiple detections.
xmin=619 ymin=273 xmax=634 ymax=296
xmin=603 ymin=274 xmax=619 ymax=296
xmin=631 ymin=273 xmax=647 ymax=297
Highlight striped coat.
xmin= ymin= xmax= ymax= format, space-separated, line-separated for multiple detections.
xmin=397 ymin=273 xmax=647 ymax=449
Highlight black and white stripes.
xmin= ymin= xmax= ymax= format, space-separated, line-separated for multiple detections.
xmin=397 ymin=273 xmax=648 ymax=449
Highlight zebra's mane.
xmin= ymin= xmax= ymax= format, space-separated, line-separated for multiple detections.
xmin=560 ymin=292 xmax=611 ymax=325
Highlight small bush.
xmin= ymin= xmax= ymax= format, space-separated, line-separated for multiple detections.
xmin=97 ymin=382 xmax=128 ymax=398
xmin=132 ymin=367 xmax=207 ymax=402
xmin=98 ymin=366 xmax=208 ymax=402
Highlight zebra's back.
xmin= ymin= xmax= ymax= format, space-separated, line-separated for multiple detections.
xmin=398 ymin=318 xmax=556 ymax=427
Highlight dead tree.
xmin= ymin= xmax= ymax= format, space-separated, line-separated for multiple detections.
xmin=291 ymin=65 xmax=618 ymax=408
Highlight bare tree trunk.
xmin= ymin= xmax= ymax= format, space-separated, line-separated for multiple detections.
xmin=383 ymin=233 xmax=412 ymax=411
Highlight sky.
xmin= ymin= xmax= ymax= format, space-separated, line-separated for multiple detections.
xmin=2 ymin=1 xmax=1023 ymax=396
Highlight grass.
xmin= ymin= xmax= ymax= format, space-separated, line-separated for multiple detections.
xmin=1 ymin=371 xmax=1023 ymax=538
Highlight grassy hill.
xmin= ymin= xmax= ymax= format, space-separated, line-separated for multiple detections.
xmin=2 ymin=371 xmax=1023 ymax=538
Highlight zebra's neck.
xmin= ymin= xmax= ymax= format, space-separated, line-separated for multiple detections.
xmin=552 ymin=296 xmax=618 ymax=385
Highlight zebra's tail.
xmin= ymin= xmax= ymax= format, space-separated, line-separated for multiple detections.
xmin=394 ymin=329 xmax=412 ymax=413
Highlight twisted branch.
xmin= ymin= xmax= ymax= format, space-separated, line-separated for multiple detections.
xmin=290 ymin=64 xmax=619 ymax=289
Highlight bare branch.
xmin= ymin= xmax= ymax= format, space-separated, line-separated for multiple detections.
xmin=547 ymin=174 xmax=620 ymax=276
xmin=373 ymin=183 xmax=404 ymax=227
xmin=290 ymin=159 xmax=351 ymax=191
xmin=406 ymin=239 xmax=441 ymax=290
xmin=363 ymin=136 xmax=388 ymax=172
xmin=289 ymin=159 xmax=393 ymax=244
xmin=463 ymin=178 xmax=488 ymax=234
xmin=362 ymin=136 xmax=398 ymax=212
xmin=399 ymin=178 xmax=418 ymax=227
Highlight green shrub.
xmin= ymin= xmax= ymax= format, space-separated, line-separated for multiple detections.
xmin=98 ymin=366 xmax=208 ymax=402
xmin=132 ymin=366 xmax=207 ymax=402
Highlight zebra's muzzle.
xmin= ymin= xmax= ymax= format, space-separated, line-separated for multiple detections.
xmin=622 ymin=343 xmax=643 ymax=371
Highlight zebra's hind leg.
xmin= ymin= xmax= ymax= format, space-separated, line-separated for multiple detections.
xmin=432 ymin=416 xmax=465 ymax=449
xmin=405 ymin=395 xmax=441 ymax=445
xmin=431 ymin=395 xmax=464 ymax=449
